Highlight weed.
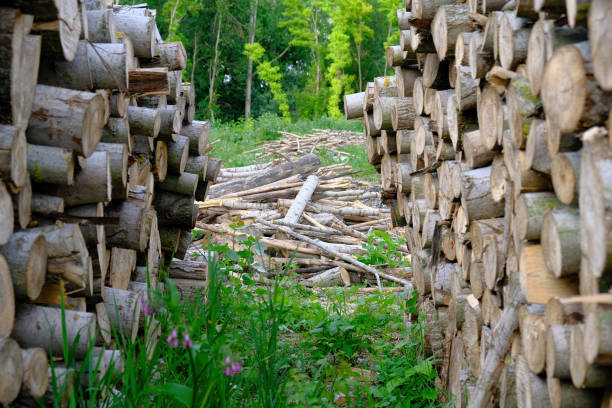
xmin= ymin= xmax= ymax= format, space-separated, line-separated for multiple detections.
xmin=356 ymin=230 xmax=411 ymax=269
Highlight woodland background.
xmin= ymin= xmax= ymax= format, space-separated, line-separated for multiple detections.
xmin=128 ymin=0 xmax=402 ymax=123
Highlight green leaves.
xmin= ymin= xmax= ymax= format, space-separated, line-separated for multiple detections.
xmin=356 ymin=230 xmax=410 ymax=268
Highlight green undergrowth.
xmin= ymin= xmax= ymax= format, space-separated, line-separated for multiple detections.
xmin=209 ymin=113 xmax=377 ymax=182
xmin=41 ymin=231 xmax=443 ymax=408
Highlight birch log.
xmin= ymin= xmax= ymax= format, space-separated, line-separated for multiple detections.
xmin=283 ymin=175 xmax=319 ymax=224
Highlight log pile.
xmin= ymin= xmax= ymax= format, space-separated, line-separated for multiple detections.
xmin=196 ymin=146 xmax=412 ymax=289
xmin=0 ymin=2 xmax=216 ymax=405
xmin=344 ymin=0 xmax=612 ymax=405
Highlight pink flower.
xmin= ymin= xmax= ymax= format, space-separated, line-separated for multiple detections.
xmin=223 ymin=356 xmax=243 ymax=377
xmin=166 ymin=329 xmax=178 ymax=348
xmin=182 ymin=333 xmax=193 ymax=349
xmin=141 ymin=297 xmax=155 ymax=316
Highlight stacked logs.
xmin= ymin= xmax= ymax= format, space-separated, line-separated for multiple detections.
xmin=344 ymin=0 xmax=612 ymax=406
xmin=0 ymin=2 xmax=217 ymax=405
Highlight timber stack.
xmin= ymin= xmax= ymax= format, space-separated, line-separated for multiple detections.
xmin=344 ymin=0 xmax=612 ymax=406
xmin=0 ymin=1 xmax=218 ymax=405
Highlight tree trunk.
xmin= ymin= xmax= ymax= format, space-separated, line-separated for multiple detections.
xmin=244 ymin=0 xmax=259 ymax=122
xmin=27 ymin=85 xmax=106 ymax=157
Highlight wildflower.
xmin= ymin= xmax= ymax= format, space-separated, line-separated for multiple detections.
xmin=182 ymin=333 xmax=193 ymax=349
xmin=223 ymin=356 xmax=243 ymax=377
xmin=166 ymin=329 xmax=179 ymax=348
xmin=141 ymin=296 xmax=155 ymax=316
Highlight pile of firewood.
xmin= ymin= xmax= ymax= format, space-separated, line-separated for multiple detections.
xmin=195 ymin=152 xmax=413 ymax=288
xmin=0 ymin=1 xmax=218 ymax=405
xmin=344 ymin=0 xmax=612 ymax=406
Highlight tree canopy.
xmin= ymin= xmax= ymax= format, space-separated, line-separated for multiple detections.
xmin=129 ymin=0 xmax=401 ymax=122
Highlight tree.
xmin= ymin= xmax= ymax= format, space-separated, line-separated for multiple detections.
xmin=244 ymin=0 xmax=259 ymax=122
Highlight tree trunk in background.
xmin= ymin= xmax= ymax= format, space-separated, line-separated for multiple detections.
xmin=209 ymin=13 xmax=222 ymax=123
xmin=244 ymin=0 xmax=259 ymax=122
xmin=357 ymin=23 xmax=363 ymax=92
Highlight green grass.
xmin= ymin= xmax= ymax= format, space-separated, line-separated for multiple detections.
xmin=209 ymin=113 xmax=377 ymax=183
xmin=43 ymin=233 xmax=444 ymax=407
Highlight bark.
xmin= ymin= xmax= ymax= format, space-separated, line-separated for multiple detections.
xmin=423 ymin=54 xmax=450 ymax=88
xmin=344 ymin=92 xmax=365 ymax=120
xmin=515 ymin=355 xmax=551 ymax=408
xmin=468 ymin=285 xmax=525 ymax=408
xmin=96 ymin=142 xmax=128 ymax=200
xmin=546 ymin=377 xmax=601 ymax=408
xmin=569 ymin=323 xmax=612 ymax=388
xmin=205 ymin=157 xmax=222 ymax=182
xmin=32 ymin=194 xmax=64 ymax=215
xmin=373 ymin=96 xmax=395 ymax=131
xmin=395 ymin=67 xmax=419 ymax=98
xmin=507 ymin=76 xmax=540 ymax=149
xmin=85 ymin=9 xmax=116 ymax=43
xmin=498 ymin=14 xmax=530 ymax=70
xmin=12 ymin=304 xmax=96 ymax=359
xmin=103 ymin=287 xmax=142 ymax=342
xmin=455 ymin=66 xmax=478 ymax=111
xmin=128 ymin=68 xmax=169 ymax=96
xmin=182 ymin=121 xmax=210 ymax=156
xmin=127 ymin=106 xmax=161 ymax=138
xmin=154 ymin=140 xmax=168 ymax=182
xmin=478 ymin=84 xmax=504 ymax=151
xmin=105 ymin=199 xmax=154 ymax=251
xmin=461 ymin=166 xmax=505 ymax=221
xmin=524 ymin=119 xmax=550 ymax=174
xmin=373 ymin=76 xmax=398 ymax=98
xmin=113 ymin=13 xmax=155 ymax=58
xmin=303 ymin=266 xmax=350 ymax=288
xmin=519 ymin=244 xmax=578 ymax=304
xmin=546 ymin=324 xmax=572 ymax=379
xmin=462 ymin=130 xmax=495 ymax=169
xmin=153 ymin=191 xmax=197 ymax=229
xmin=580 ymin=137 xmax=612 ymax=279
xmin=0 ymin=255 xmax=14 ymax=338
xmin=167 ymin=135 xmax=189 ymax=174
xmin=431 ymin=89 xmax=454 ymax=138
xmin=158 ymin=106 xmax=182 ymax=139
xmin=0 ymin=338 xmax=22 ymax=405
xmin=391 ymin=97 xmax=416 ymax=131
xmin=156 ymin=172 xmax=198 ymax=197
xmin=244 ymin=0 xmax=258 ymax=122
xmin=109 ymin=247 xmax=136 ymax=290
xmin=184 ymin=155 xmax=208 ymax=180
xmin=589 ymin=0 xmax=612 ymax=90
xmin=26 ymin=143 xmax=74 ymax=186
xmin=40 ymin=151 xmax=111 ymax=206
xmin=27 ymin=85 xmax=105 ymax=157
xmin=50 ymin=40 xmax=133 ymax=90
xmin=514 ymin=192 xmax=566 ymax=241
xmin=209 ymin=154 xmax=320 ymax=198
xmin=283 ymin=175 xmax=319 ymax=224
xmin=0 ymin=230 xmax=47 ymax=301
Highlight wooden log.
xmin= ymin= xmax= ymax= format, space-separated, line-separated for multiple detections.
xmin=0 ymin=337 xmax=22 ymax=405
xmin=463 ymin=130 xmax=495 ymax=169
xmin=109 ymin=247 xmax=136 ymax=290
xmin=166 ymin=136 xmax=189 ymax=175
xmin=478 ymin=84 xmax=504 ymax=150
xmin=127 ymin=106 xmax=160 ymax=138
xmin=519 ymin=244 xmax=578 ymax=304
xmin=514 ymin=192 xmax=566 ymax=242
xmin=205 ymin=157 xmax=221 ymax=182
xmin=588 ymin=0 xmax=612 ymax=91
xmin=105 ymin=200 xmax=154 ymax=251
xmin=182 ymin=120 xmax=210 ymax=156
xmin=584 ymin=306 xmax=612 ymax=365
xmin=32 ymin=194 xmax=64 ymax=215
xmin=20 ymin=347 xmax=49 ymax=399
xmin=498 ymin=14 xmax=530 ymax=70
xmin=395 ymin=67 xmax=419 ymax=98
xmin=128 ymin=67 xmax=169 ymax=96
xmin=468 ymin=285 xmax=525 ymax=408
xmin=373 ymin=76 xmax=398 ymax=99
xmin=431 ymin=3 xmax=477 ymax=61
xmin=96 ymin=142 xmax=127 ymax=200
xmin=39 ymin=151 xmax=110 ymax=206
xmin=0 ymin=230 xmax=46 ymax=301
xmin=391 ymin=97 xmax=416 ymax=131
xmin=184 ymin=155 xmax=208 ymax=180
xmin=546 ymin=324 xmax=573 ymax=379
xmin=515 ymin=355 xmax=551 ymax=408
xmin=112 ymin=12 xmax=155 ymax=58
xmin=0 ymin=254 xmax=14 ymax=338
xmin=140 ymin=41 xmax=187 ymax=71
xmin=27 ymin=144 xmax=74 ymax=186
xmin=461 ymin=166 xmax=505 ymax=221
xmin=156 ymin=172 xmax=198 ymax=197
xmin=547 ymin=377 xmax=602 ymax=408
xmin=0 ymin=10 xmax=26 ymax=127
xmin=431 ymin=89 xmax=454 ymax=138
xmin=153 ymin=140 xmax=168 ymax=182
xmin=103 ymin=287 xmax=141 ymax=342
xmin=153 ymin=191 xmax=196 ymax=230
xmin=455 ymin=66 xmax=478 ymax=111
xmin=12 ymin=304 xmax=95 ymax=359
xmin=50 ymin=39 xmax=133 ymax=90
xmin=283 ymin=175 xmax=319 ymax=224
xmin=507 ymin=76 xmax=540 ymax=149
xmin=85 ymin=9 xmax=116 ymax=43
xmin=385 ymin=45 xmax=414 ymax=68
xmin=0 ymin=125 xmax=26 ymax=188
xmin=463 ymin=294 xmax=483 ymax=377
xmin=542 ymin=42 xmax=612 ymax=134
xmin=541 ymin=209 xmax=581 ymax=278
xmin=26 ymin=85 xmax=105 ymax=157
xmin=138 ymin=94 xmax=167 ymax=110
xmin=551 ymin=152 xmax=580 ymax=205
xmin=579 ymin=137 xmax=612 ymax=279
xmin=569 ymin=323 xmax=612 ymax=388
xmin=11 ymin=173 xmax=31 ymax=229
xmin=209 ymin=154 xmax=320 ymax=198
xmin=373 ymin=96 xmax=395 ymax=131
xmin=157 ymin=105 xmax=181 ymax=139
xmin=172 ymin=229 xmax=192 ymax=261
xmin=525 ymin=119 xmax=551 ymax=175
xmin=423 ymin=54 xmax=450 ymax=89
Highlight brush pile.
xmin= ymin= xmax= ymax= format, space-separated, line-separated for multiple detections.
xmin=196 ymin=149 xmax=413 ymax=289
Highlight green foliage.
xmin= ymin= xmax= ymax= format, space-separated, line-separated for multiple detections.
xmin=45 ymin=231 xmax=441 ymax=407
xmin=356 ymin=230 xmax=411 ymax=268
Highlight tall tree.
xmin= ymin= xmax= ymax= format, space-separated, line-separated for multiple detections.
xmin=244 ymin=0 xmax=259 ymax=122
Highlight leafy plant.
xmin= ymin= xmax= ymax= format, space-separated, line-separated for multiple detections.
xmin=356 ymin=230 xmax=410 ymax=268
